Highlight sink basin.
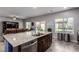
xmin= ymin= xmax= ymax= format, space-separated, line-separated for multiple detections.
xmin=32 ymin=33 xmax=44 ymax=36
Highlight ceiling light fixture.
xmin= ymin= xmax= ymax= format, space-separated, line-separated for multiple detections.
xmin=10 ymin=15 xmax=16 ymax=20
xmin=13 ymin=17 xmax=16 ymax=20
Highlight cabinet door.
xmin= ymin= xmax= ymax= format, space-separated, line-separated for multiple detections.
xmin=37 ymin=37 xmax=45 ymax=52
xmin=37 ymin=33 xmax=52 ymax=52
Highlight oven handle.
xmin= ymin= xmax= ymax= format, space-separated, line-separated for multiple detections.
xmin=22 ymin=40 xmax=37 ymax=49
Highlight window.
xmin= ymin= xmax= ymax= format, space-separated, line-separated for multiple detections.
xmin=26 ymin=22 xmax=31 ymax=29
xmin=35 ymin=21 xmax=45 ymax=32
xmin=55 ymin=17 xmax=74 ymax=33
xmin=55 ymin=19 xmax=64 ymax=32
xmin=67 ymin=18 xmax=74 ymax=32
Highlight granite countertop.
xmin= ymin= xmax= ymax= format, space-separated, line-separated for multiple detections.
xmin=3 ymin=31 xmax=52 ymax=47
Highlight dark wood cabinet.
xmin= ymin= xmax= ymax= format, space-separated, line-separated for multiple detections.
xmin=37 ymin=33 xmax=52 ymax=52
xmin=77 ymin=32 xmax=79 ymax=44
xmin=2 ymin=21 xmax=19 ymax=33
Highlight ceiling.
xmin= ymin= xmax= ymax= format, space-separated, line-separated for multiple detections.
xmin=0 ymin=7 xmax=76 ymax=19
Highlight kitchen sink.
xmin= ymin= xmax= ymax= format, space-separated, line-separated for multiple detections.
xmin=32 ymin=33 xmax=44 ymax=36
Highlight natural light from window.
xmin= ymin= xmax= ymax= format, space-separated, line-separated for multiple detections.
xmin=35 ymin=21 xmax=45 ymax=32
xmin=55 ymin=17 xmax=74 ymax=33
xmin=26 ymin=22 xmax=31 ymax=29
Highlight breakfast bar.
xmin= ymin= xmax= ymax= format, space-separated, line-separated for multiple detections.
xmin=3 ymin=31 xmax=52 ymax=52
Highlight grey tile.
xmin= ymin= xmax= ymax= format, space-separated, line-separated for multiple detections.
xmin=46 ymin=39 xmax=79 ymax=52
xmin=0 ymin=42 xmax=4 ymax=52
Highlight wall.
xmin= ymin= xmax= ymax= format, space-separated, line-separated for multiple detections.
xmin=25 ymin=8 xmax=79 ymax=43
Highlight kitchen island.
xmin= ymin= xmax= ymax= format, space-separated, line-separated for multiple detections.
xmin=3 ymin=31 xmax=52 ymax=52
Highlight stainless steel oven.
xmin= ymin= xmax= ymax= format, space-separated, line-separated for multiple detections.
xmin=21 ymin=40 xmax=37 ymax=52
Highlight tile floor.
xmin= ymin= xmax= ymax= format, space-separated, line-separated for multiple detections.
xmin=0 ymin=42 xmax=4 ymax=52
xmin=46 ymin=39 xmax=79 ymax=52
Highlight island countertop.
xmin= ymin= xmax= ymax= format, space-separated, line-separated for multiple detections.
xmin=3 ymin=31 xmax=52 ymax=47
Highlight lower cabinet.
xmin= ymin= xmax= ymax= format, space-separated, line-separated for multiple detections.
xmin=37 ymin=33 xmax=52 ymax=52
xmin=77 ymin=32 xmax=79 ymax=44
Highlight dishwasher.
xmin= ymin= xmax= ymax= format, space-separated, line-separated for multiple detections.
xmin=21 ymin=40 xmax=37 ymax=52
